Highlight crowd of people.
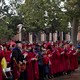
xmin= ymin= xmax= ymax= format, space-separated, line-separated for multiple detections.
xmin=0 ymin=40 xmax=79 ymax=80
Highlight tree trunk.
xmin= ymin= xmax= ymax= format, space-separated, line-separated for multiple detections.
xmin=71 ymin=17 xmax=79 ymax=47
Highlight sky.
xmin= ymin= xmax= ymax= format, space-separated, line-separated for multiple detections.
xmin=4 ymin=0 xmax=25 ymax=5
xmin=4 ymin=0 xmax=9 ymax=5
xmin=3 ymin=0 xmax=64 ymax=7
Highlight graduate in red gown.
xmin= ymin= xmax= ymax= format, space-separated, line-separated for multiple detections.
xmin=58 ymin=43 xmax=65 ymax=73
xmin=4 ymin=46 xmax=11 ymax=64
xmin=0 ymin=45 xmax=4 ymax=80
xmin=69 ymin=44 xmax=78 ymax=71
xmin=64 ymin=43 xmax=70 ymax=73
xmin=26 ymin=47 xmax=39 ymax=80
xmin=52 ymin=43 xmax=60 ymax=75
xmin=46 ymin=43 xmax=53 ymax=76
xmin=69 ymin=44 xmax=75 ymax=71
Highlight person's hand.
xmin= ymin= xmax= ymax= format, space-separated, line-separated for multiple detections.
xmin=23 ymin=54 xmax=28 ymax=58
xmin=61 ymin=52 xmax=64 ymax=54
xmin=23 ymin=60 xmax=27 ymax=64
xmin=13 ymin=57 xmax=16 ymax=61
xmin=31 ymin=58 xmax=37 ymax=61
xmin=31 ymin=58 xmax=35 ymax=60
xmin=19 ymin=61 xmax=22 ymax=65
xmin=73 ymin=52 xmax=76 ymax=55
xmin=48 ymin=54 xmax=52 ymax=57
xmin=34 ymin=58 xmax=38 ymax=61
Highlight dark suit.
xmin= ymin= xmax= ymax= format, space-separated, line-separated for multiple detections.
xmin=11 ymin=47 xmax=25 ymax=80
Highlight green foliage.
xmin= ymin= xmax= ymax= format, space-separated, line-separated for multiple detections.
xmin=8 ymin=16 xmax=24 ymax=34
xmin=0 ymin=0 xmax=23 ymax=41
xmin=64 ymin=0 xmax=80 ymax=18
xmin=1 ymin=0 xmax=80 ymax=41
xmin=0 ymin=15 xmax=24 ymax=41
xmin=0 ymin=26 xmax=13 ymax=40
xmin=20 ymin=0 xmax=45 ymax=32
xmin=0 ymin=17 xmax=14 ymax=40
xmin=0 ymin=0 xmax=70 ymax=35
xmin=19 ymin=0 xmax=70 ymax=32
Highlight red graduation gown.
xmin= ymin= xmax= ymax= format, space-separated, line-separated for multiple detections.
xmin=0 ymin=50 xmax=4 ymax=80
xmin=52 ymin=47 xmax=60 ymax=74
xmin=58 ymin=47 xmax=65 ymax=72
xmin=4 ymin=50 xmax=11 ymax=63
xmin=69 ymin=48 xmax=78 ymax=70
xmin=69 ymin=48 xmax=75 ymax=70
xmin=26 ymin=52 xmax=39 ymax=80
xmin=64 ymin=48 xmax=70 ymax=72
xmin=43 ymin=54 xmax=49 ymax=65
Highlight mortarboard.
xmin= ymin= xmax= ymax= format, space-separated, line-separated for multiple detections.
xmin=15 ymin=40 xmax=22 ymax=44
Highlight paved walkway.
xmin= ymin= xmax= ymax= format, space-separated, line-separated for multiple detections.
xmin=50 ymin=66 xmax=80 ymax=80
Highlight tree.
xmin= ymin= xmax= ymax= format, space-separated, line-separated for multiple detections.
xmin=0 ymin=26 xmax=13 ymax=43
xmin=63 ymin=0 xmax=80 ymax=47
xmin=19 ymin=0 xmax=71 ymax=42
xmin=0 ymin=0 xmax=24 ymax=41
xmin=20 ymin=0 xmax=68 ymax=33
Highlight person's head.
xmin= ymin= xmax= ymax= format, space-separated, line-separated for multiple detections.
xmin=35 ymin=44 xmax=40 ymax=50
xmin=47 ymin=45 xmax=52 ymax=50
xmin=16 ymin=43 xmax=22 ymax=49
xmin=30 ymin=47 xmax=35 ymax=52
xmin=15 ymin=41 xmax=22 ymax=49
xmin=64 ymin=42 xmax=69 ymax=48
xmin=0 ymin=45 xmax=3 ymax=50
xmin=3 ymin=46 xmax=7 ymax=51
